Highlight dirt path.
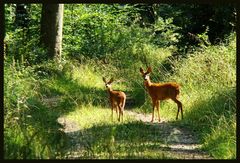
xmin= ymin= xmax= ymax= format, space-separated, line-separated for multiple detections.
xmin=57 ymin=110 xmax=213 ymax=159
xmin=125 ymin=111 xmax=212 ymax=159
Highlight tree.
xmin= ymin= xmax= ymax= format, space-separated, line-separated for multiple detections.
xmin=155 ymin=4 xmax=236 ymax=54
xmin=131 ymin=4 xmax=156 ymax=27
xmin=40 ymin=4 xmax=64 ymax=60
xmin=15 ymin=4 xmax=30 ymax=29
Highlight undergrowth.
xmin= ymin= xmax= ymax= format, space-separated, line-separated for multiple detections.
xmin=166 ymin=33 xmax=236 ymax=159
xmin=4 ymin=30 xmax=236 ymax=159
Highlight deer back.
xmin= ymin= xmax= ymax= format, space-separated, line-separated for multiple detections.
xmin=147 ymin=82 xmax=180 ymax=100
xmin=109 ymin=90 xmax=126 ymax=103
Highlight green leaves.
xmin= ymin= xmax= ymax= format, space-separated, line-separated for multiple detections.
xmin=152 ymin=17 xmax=182 ymax=47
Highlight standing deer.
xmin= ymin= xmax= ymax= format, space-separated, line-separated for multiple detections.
xmin=103 ymin=77 xmax=126 ymax=122
xmin=140 ymin=67 xmax=183 ymax=122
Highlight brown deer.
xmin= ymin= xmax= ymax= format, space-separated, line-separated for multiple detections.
xmin=140 ymin=67 xmax=183 ymax=122
xmin=103 ymin=77 xmax=126 ymax=122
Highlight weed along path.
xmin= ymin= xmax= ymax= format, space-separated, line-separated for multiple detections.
xmin=57 ymin=110 xmax=213 ymax=159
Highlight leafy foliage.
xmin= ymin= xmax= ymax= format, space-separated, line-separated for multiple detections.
xmin=4 ymin=4 xmax=46 ymax=65
xmin=4 ymin=3 xmax=236 ymax=159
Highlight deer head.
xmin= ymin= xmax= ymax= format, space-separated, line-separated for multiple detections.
xmin=140 ymin=67 xmax=152 ymax=81
xmin=102 ymin=77 xmax=114 ymax=89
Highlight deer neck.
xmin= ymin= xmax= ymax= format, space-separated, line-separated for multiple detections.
xmin=144 ymin=79 xmax=152 ymax=88
xmin=107 ymin=87 xmax=113 ymax=94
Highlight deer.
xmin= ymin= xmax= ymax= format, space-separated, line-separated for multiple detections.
xmin=103 ymin=77 xmax=126 ymax=122
xmin=140 ymin=67 xmax=183 ymax=122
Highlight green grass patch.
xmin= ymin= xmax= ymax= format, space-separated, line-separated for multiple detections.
xmin=63 ymin=105 xmax=177 ymax=159
xmin=166 ymin=34 xmax=236 ymax=159
xmin=4 ymin=28 xmax=236 ymax=159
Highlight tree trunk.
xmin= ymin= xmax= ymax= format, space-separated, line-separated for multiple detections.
xmin=135 ymin=4 xmax=156 ymax=27
xmin=15 ymin=4 xmax=30 ymax=29
xmin=40 ymin=4 xmax=64 ymax=60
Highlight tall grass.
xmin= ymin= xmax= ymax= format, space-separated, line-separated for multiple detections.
xmin=164 ymin=33 xmax=236 ymax=159
xmin=4 ymin=23 xmax=235 ymax=159
xmin=4 ymin=60 xmax=72 ymax=159
xmin=54 ymin=33 xmax=235 ymax=159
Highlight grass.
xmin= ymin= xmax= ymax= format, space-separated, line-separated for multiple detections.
xmin=4 ymin=32 xmax=236 ymax=159
xmin=62 ymin=106 xmax=177 ymax=159
xmin=166 ymin=33 xmax=236 ymax=159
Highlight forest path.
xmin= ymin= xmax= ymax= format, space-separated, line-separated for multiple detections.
xmin=57 ymin=110 xmax=213 ymax=159
xmin=125 ymin=110 xmax=212 ymax=159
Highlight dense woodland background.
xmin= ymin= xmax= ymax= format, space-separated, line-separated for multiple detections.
xmin=4 ymin=3 xmax=236 ymax=159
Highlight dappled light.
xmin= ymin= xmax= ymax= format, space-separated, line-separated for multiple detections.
xmin=4 ymin=3 xmax=236 ymax=159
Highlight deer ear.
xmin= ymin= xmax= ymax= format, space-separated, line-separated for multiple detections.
xmin=109 ymin=77 xmax=114 ymax=83
xmin=140 ymin=67 xmax=144 ymax=74
xmin=147 ymin=67 xmax=152 ymax=73
xmin=102 ymin=77 xmax=106 ymax=83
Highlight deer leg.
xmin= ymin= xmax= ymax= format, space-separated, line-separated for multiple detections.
xmin=121 ymin=110 xmax=124 ymax=122
xmin=156 ymin=100 xmax=161 ymax=122
xmin=117 ymin=109 xmax=119 ymax=121
xmin=120 ymin=105 xmax=124 ymax=122
xmin=151 ymin=99 xmax=157 ymax=122
xmin=172 ymin=98 xmax=183 ymax=120
xmin=111 ymin=102 xmax=114 ymax=121
xmin=180 ymin=101 xmax=183 ymax=119
xmin=121 ymin=99 xmax=125 ymax=122
xmin=176 ymin=106 xmax=180 ymax=120
xmin=120 ymin=107 xmax=124 ymax=122
xmin=117 ymin=105 xmax=121 ymax=122
xmin=114 ymin=104 xmax=119 ymax=121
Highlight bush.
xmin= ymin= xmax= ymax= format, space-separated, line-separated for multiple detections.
xmin=168 ymin=33 xmax=236 ymax=159
xmin=4 ymin=60 xmax=68 ymax=159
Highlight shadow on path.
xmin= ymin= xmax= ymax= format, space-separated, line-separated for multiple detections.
xmin=57 ymin=110 xmax=213 ymax=159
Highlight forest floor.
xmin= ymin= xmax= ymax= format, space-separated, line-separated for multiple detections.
xmin=57 ymin=110 xmax=213 ymax=159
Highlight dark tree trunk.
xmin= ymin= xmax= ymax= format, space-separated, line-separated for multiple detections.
xmin=15 ymin=4 xmax=30 ymax=29
xmin=40 ymin=4 xmax=64 ymax=60
xmin=135 ymin=4 xmax=156 ymax=27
